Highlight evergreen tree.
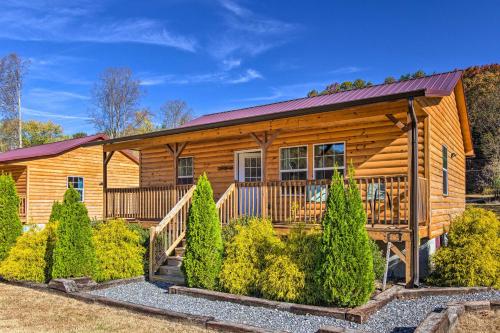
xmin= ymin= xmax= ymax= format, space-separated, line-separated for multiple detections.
xmin=317 ymin=166 xmax=375 ymax=307
xmin=0 ymin=173 xmax=22 ymax=260
xmin=51 ymin=187 xmax=96 ymax=278
xmin=182 ymin=173 xmax=223 ymax=289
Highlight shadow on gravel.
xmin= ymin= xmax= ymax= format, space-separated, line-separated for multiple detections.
xmin=390 ymin=327 xmax=415 ymax=333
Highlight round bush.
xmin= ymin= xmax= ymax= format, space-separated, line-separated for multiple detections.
xmin=430 ymin=208 xmax=500 ymax=288
xmin=260 ymin=254 xmax=305 ymax=302
xmin=93 ymin=219 xmax=145 ymax=282
xmin=219 ymin=217 xmax=282 ymax=295
xmin=0 ymin=228 xmax=47 ymax=282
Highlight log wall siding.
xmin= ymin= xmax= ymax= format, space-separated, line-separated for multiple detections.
xmin=140 ymin=100 xmax=426 ymax=199
xmin=4 ymin=146 xmax=139 ymax=224
xmin=0 ymin=164 xmax=27 ymax=196
xmin=418 ymin=92 xmax=466 ymax=238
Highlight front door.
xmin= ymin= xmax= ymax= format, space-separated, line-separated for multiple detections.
xmin=235 ymin=151 xmax=262 ymax=216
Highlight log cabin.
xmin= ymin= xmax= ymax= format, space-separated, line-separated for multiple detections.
xmin=0 ymin=134 xmax=139 ymax=224
xmin=87 ymin=71 xmax=474 ymax=286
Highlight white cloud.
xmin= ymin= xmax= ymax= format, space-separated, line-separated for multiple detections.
xmin=222 ymin=58 xmax=242 ymax=71
xmin=28 ymin=88 xmax=89 ymax=101
xmin=330 ymin=66 xmax=364 ymax=74
xmin=232 ymin=81 xmax=330 ymax=103
xmin=210 ymin=0 xmax=299 ymax=60
xmin=0 ymin=2 xmax=197 ymax=52
xmin=227 ymin=69 xmax=262 ymax=84
xmin=140 ymin=68 xmax=263 ymax=86
xmin=22 ymin=107 xmax=91 ymax=120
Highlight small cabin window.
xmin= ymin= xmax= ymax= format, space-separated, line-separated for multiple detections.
xmin=442 ymin=145 xmax=448 ymax=195
xmin=67 ymin=176 xmax=84 ymax=202
xmin=313 ymin=142 xmax=345 ymax=180
xmin=280 ymin=146 xmax=307 ymax=180
xmin=178 ymin=157 xmax=194 ymax=185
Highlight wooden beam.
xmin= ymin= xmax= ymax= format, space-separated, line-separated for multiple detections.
xmin=166 ymin=142 xmax=188 ymax=185
xmin=390 ymin=244 xmax=406 ymax=264
xmin=385 ymin=114 xmax=410 ymax=132
xmin=104 ymin=151 xmax=115 ymax=166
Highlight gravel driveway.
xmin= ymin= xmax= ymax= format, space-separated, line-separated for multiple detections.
xmin=90 ymin=282 xmax=500 ymax=333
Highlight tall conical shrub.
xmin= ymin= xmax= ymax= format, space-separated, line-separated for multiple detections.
xmin=0 ymin=173 xmax=22 ymax=261
xmin=51 ymin=187 xmax=96 ymax=278
xmin=182 ymin=173 xmax=223 ymax=289
xmin=317 ymin=166 xmax=374 ymax=307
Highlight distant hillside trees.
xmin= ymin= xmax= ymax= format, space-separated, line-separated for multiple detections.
xmin=462 ymin=65 xmax=500 ymax=195
xmin=160 ymin=100 xmax=193 ymax=129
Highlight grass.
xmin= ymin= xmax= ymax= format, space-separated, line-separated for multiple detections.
xmin=454 ymin=310 xmax=500 ymax=333
xmin=0 ymin=283 xmax=211 ymax=333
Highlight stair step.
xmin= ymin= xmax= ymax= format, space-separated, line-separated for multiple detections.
xmin=153 ymin=273 xmax=185 ymax=285
xmin=167 ymin=256 xmax=183 ymax=267
xmin=175 ymin=247 xmax=185 ymax=257
xmin=159 ymin=265 xmax=183 ymax=276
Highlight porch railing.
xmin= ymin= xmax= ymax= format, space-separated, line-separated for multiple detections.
xmin=105 ymin=185 xmax=192 ymax=221
xmin=19 ymin=195 xmax=27 ymax=218
xmin=149 ymin=185 xmax=196 ymax=277
xmin=229 ymin=175 xmax=428 ymax=226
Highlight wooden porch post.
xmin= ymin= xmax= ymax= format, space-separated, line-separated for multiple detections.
xmin=250 ymin=131 xmax=280 ymax=218
xmin=166 ymin=142 xmax=188 ymax=204
xmin=103 ymin=151 xmax=115 ymax=220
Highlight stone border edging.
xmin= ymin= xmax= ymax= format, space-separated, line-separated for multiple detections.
xmin=169 ymin=285 xmax=403 ymax=323
xmin=414 ymin=299 xmax=500 ymax=333
xmin=84 ymin=276 xmax=145 ymax=291
xmin=0 ymin=280 xmax=286 ymax=333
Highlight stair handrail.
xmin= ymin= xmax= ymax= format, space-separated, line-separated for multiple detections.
xmin=149 ymin=184 xmax=196 ymax=278
xmin=216 ymin=183 xmax=237 ymax=225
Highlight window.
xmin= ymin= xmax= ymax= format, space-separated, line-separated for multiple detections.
xmin=442 ymin=145 xmax=448 ymax=195
xmin=177 ymin=157 xmax=194 ymax=185
xmin=313 ymin=143 xmax=345 ymax=180
xmin=244 ymin=156 xmax=262 ymax=182
xmin=280 ymin=146 xmax=307 ymax=180
xmin=67 ymin=176 xmax=84 ymax=202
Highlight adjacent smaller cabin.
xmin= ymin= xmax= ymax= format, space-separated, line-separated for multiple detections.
xmin=0 ymin=134 xmax=139 ymax=224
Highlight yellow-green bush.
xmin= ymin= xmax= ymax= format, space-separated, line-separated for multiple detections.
xmin=93 ymin=219 xmax=145 ymax=282
xmin=430 ymin=208 xmax=500 ymax=288
xmin=285 ymin=225 xmax=322 ymax=304
xmin=260 ymin=254 xmax=305 ymax=302
xmin=0 ymin=228 xmax=48 ymax=283
xmin=219 ymin=217 xmax=283 ymax=295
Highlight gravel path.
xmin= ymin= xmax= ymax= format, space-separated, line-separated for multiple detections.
xmin=90 ymin=282 xmax=500 ymax=333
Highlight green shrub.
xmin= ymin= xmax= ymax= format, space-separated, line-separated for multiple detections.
xmin=182 ymin=174 xmax=223 ymax=290
xmin=317 ymin=167 xmax=374 ymax=307
xmin=93 ymin=219 xmax=145 ymax=282
xmin=51 ymin=188 xmax=96 ymax=279
xmin=219 ymin=217 xmax=283 ymax=295
xmin=370 ymin=240 xmax=386 ymax=280
xmin=222 ymin=216 xmax=252 ymax=245
xmin=430 ymin=208 xmax=500 ymax=288
xmin=127 ymin=223 xmax=150 ymax=274
xmin=0 ymin=173 xmax=23 ymax=260
xmin=0 ymin=228 xmax=47 ymax=282
xmin=49 ymin=201 xmax=63 ymax=223
xmin=285 ymin=225 xmax=322 ymax=304
xmin=260 ymin=254 xmax=305 ymax=302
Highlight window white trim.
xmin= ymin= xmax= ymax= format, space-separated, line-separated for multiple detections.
xmin=67 ymin=176 xmax=85 ymax=202
xmin=312 ymin=141 xmax=346 ymax=179
xmin=279 ymin=145 xmax=308 ymax=180
xmin=442 ymin=145 xmax=449 ymax=196
xmin=177 ymin=156 xmax=194 ymax=184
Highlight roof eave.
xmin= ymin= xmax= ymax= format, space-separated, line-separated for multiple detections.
xmin=85 ymin=89 xmax=428 ymax=148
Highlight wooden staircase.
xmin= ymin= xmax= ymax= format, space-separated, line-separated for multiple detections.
xmin=153 ymin=239 xmax=186 ymax=284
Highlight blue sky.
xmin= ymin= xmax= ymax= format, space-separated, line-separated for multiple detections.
xmin=1 ymin=0 xmax=499 ymax=134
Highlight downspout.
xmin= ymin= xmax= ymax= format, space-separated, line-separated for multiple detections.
xmin=408 ymin=97 xmax=420 ymax=288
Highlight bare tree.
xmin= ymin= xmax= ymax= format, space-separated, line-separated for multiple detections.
xmin=89 ymin=68 xmax=143 ymax=138
xmin=0 ymin=53 xmax=29 ymax=149
xmin=160 ymin=100 xmax=193 ymax=129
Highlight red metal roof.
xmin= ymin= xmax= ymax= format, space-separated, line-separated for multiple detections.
xmin=183 ymin=71 xmax=462 ymax=128
xmin=0 ymin=134 xmax=138 ymax=164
